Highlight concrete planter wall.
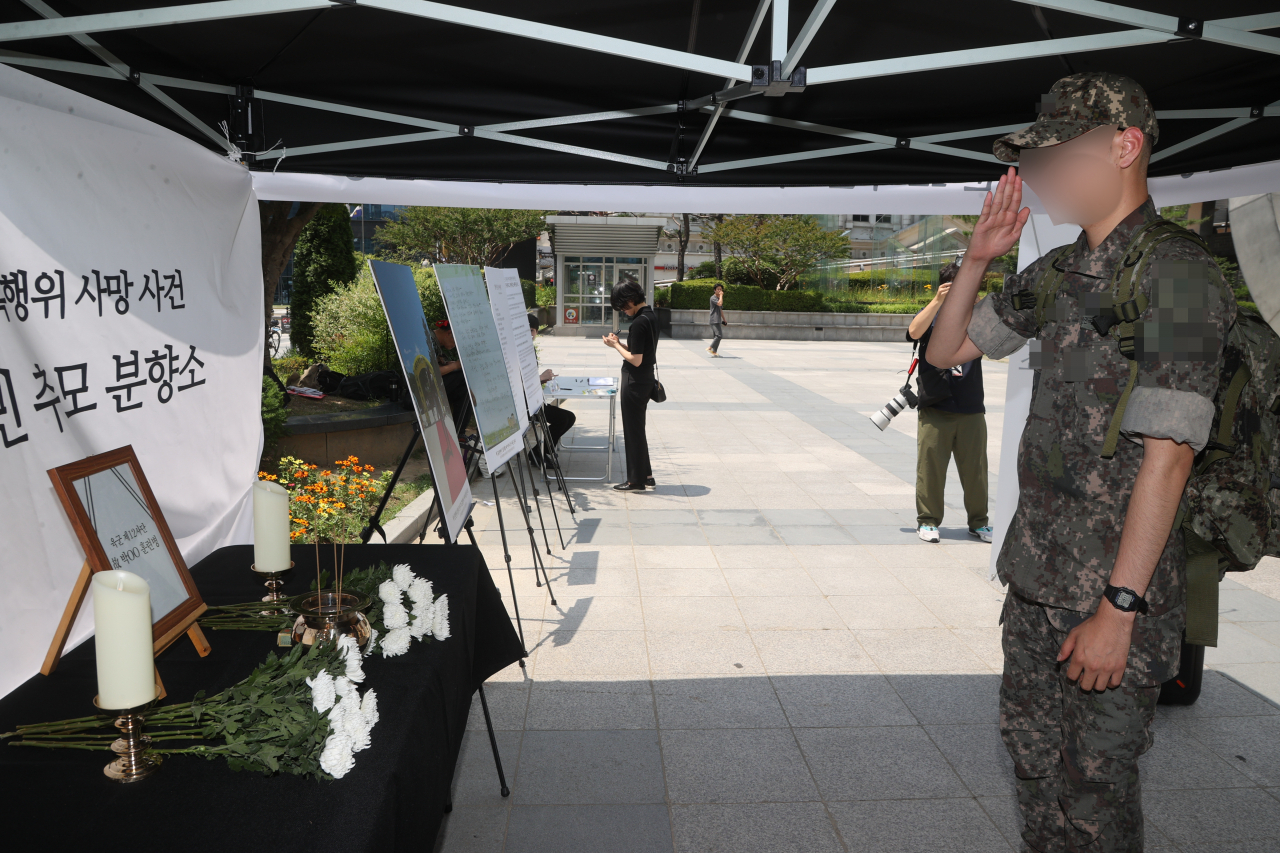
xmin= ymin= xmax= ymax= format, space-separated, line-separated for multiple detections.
xmin=273 ymin=402 xmax=418 ymax=467
xmin=670 ymin=308 xmax=914 ymax=342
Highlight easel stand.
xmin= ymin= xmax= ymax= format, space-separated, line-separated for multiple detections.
xmin=530 ymin=410 xmax=571 ymax=548
xmin=533 ymin=407 xmax=576 ymax=525
xmin=357 ymin=424 xmax=511 ymax=799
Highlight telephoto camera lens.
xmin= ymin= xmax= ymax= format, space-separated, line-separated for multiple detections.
xmin=870 ymin=393 xmax=911 ymax=431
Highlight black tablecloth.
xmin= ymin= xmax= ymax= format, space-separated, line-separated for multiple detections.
xmin=0 ymin=544 xmax=523 ymax=852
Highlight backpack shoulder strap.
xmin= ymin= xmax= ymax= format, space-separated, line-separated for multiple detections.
xmin=1100 ymin=220 xmax=1212 ymax=458
xmin=1027 ymin=245 xmax=1075 ymax=330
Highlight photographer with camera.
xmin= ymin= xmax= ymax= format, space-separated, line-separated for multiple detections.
xmin=906 ymin=260 xmax=991 ymax=544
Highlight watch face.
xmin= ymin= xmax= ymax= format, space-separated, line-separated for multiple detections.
xmin=1116 ymin=591 xmax=1134 ymax=609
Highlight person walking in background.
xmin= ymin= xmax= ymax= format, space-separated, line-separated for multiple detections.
xmin=907 ymin=259 xmax=991 ymax=544
xmin=707 ymin=283 xmax=728 ymax=356
xmin=604 ymin=280 xmax=657 ymax=491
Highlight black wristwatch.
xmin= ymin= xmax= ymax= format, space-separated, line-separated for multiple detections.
xmin=1103 ymin=584 xmax=1149 ymax=614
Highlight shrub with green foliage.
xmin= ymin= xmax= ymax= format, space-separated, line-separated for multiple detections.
xmin=311 ymin=262 xmax=444 ymax=376
xmin=261 ymin=376 xmax=290 ymax=455
xmin=535 ymin=283 xmax=556 ymax=308
xmin=670 ymin=280 xmax=823 ymax=312
xmin=520 ymin=279 xmax=537 ymax=309
xmin=289 ymin=204 xmax=360 ymax=357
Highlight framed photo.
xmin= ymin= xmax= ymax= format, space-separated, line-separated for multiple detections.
xmin=44 ymin=445 xmax=208 ymax=671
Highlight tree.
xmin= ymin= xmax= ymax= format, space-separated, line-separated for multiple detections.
xmin=712 ymin=213 xmax=725 ymax=280
xmin=375 ymin=207 xmax=547 ymax=267
xmin=259 ymin=200 xmax=324 ymax=367
xmin=703 ymin=215 xmax=850 ymax=290
xmin=676 ymin=213 xmax=690 ymax=282
xmin=290 ymin=203 xmax=360 ymax=358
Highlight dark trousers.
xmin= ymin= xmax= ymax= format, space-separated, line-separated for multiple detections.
xmin=709 ymin=324 xmax=723 ymax=352
xmin=915 ymin=407 xmax=988 ymax=529
xmin=619 ymin=371 xmax=654 ymax=486
xmin=542 ymin=404 xmax=576 ymax=448
xmin=442 ymin=370 xmax=470 ymax=427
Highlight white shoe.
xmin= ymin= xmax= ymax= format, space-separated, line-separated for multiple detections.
xmin=706 ymin=347 xmax=715 ymax=355
xmin=917 ymin=525 xmax=940 ymax=543
xmin=970 ymin=526 xmax=993 ymax=543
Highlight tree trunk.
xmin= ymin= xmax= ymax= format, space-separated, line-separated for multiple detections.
xmin=713 ymin=213 xmax=723 ymax=280
xmin=676 ymin=213 xmax=690 ymax=282
xmin=259 ymin=200 xmax=323 ymax=372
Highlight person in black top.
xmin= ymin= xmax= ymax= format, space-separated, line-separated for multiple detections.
xmin=526 ymin=313 xmax=576 ymax=463
xmin=603 ymin=280 xmax=657 ymax=491
xmin=906 ymin=259 xmax=990 ymax=543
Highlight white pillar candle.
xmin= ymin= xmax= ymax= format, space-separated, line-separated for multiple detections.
xmin=252 ymin=479 xmax=292 ymax=572
xmin=92 ymin=570 xmax=156 ymax=710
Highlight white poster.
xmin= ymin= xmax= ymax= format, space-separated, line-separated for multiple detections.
xmin=0 ymin=65 xmax=264 ymax=700
xmin=434 ymin=264 xmax=524 ymax=470
xmin=484 ymin=267 xmax=544 ymax=417
xmin=368 ymin=260 xmax=473 ymax=544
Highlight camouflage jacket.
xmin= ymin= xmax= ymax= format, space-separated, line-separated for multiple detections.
xmin=968 ymin=199 xmax=1236 ymax=680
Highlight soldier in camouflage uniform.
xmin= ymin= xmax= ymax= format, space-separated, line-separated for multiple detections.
xmin=927 ymin=73 xmax=1235 ymax=852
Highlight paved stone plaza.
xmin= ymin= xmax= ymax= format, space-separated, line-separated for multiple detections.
xmin=435 ymin=334 xmax=1280 ymax=853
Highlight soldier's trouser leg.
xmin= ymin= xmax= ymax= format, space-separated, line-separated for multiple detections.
xmin=1001 ymin=593 xmax=1158 ymax=853
xmin=953 ymin=412 xmax=989 ymax=530
xmin=915 ymin=407 xmax=953 ymax=527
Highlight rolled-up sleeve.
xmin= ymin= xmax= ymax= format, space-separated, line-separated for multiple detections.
xmin=1119 ymin=244 xmax=1235 ymax=452
xmin=968 ymin=295 xmax=1031 ymax=360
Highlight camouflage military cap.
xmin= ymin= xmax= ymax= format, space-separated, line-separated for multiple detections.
xmin=993 ymin=72 xmax=1159 ymax=162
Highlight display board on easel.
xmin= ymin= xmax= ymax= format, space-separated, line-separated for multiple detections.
xmin=42 ymin=445 xmax=211 ymax=678
xmin=434 ymin=264 xmax=525 ymax=469
xmin=368 ymin=260 xmax=473 ymax=544
xmin=485 ymin=266 xmax=544 ymax=418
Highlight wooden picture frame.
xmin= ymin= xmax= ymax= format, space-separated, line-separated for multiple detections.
xmin=42 ymin=445 xmax=209 ymax=675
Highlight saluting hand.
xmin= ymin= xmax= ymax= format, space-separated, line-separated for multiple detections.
xmin=968 ymin=166 xmax=1031 ymax=263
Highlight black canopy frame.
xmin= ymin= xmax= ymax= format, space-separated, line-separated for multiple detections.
xmin=0 ymin=0 xmax=1276 ymax=187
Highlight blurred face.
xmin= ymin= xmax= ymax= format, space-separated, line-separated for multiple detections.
xmin=1019 ymin=126 xmax=1124 ymax=227
xmin=435 ymin=328 xmax=455 ymax=349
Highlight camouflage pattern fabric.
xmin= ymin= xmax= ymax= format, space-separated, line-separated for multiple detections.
xmin=994 ymin=72 xmax=1159 ymax=162
xmin=1001 ymin=592 xmax=1160 ymax=852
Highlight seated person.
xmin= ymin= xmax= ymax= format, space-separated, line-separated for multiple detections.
xmin=528 ymin=313 xmax=576 ymax=463
xmin=432 ymin=319 xmax=471 ymax=426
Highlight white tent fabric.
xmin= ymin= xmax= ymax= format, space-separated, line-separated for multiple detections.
xmin=252 ymin=161 xmax=1280 ymax=216
xmin=0 ymin=65 xmax=264 ymax=700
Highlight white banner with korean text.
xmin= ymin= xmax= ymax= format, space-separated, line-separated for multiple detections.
xmin=0 ymin=66 xmax=263 ymax=699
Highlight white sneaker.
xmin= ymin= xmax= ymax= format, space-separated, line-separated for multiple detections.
xmin=706 ymin=347 xmax=715 ymax=355
xmin=970 ymin=526 xmax=993 ymax=543
xmin=918 ymin=525 xmax=940 ymax=543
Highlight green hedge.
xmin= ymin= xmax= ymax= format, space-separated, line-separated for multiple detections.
xmin=846 ymin=268 xmax=936 ymax=287
xmin=520 ymin=279 xmax=537 ymax=309
xmin=670 ymin=280 xmax=824 ymax=312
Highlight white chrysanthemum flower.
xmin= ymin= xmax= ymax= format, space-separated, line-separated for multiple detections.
xmin=409 ymin=601 xmax=433 ymax=640
xmin=336 ymin=635 xmax=366 ymax=683
xmin=319 ymin=730 xmax=355 ymax=778
xmin=383 ymin=601 xmax=409 ymax=629
xmin=377 ymin=579 xmax=402 ymax=606
xmin=392 ymin=563 xmax=415 ymax=591
xmin=342 ymin=699 xmax=372 ymax=752
xmin=407 ymin=577 xmax=433 ymax=604
xmin=364 ymin=628 xmax=380 ymax=657
xmin=306 ymin=669 xmax=336 ymax=713
xmin=360 ymin=690 xmax=379 ymax=728
xmin=381 ymin=627 xmax=411 ymax=657
xmin=431 ymin=594 xmax=450 ymax=641
xmin=334 ymin=675 xmax=358 ymax=705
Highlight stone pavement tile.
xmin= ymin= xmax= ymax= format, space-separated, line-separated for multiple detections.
xmin=805 ymin=566 xmax=911 ymax=596
xmin=635 ymin=545 xmax=719 ymax=569
xmin=1209 ymin=663 xmax=1280 ymax=707
xmin=863 ymin=544 xmax=964 ymax=569
xmin=556 ymin=567 xmax=640 ymax=596
xmin=568 ymin=524 xmax=636 ymax=546
xmin=647 ymin=630 xmax=765 ymax=676
xmin=938 ymin=541 xmax=994 ymax=568
xmin=735 ymin=596 xmax=847 ymax=631
xmin=433 ymin=805 xmax=507 ymax=853
xmin=1138 ymin=717 xmax=1257 ymax=790
xmin=513 ymin=730 xmax=666 ymax=805
xmin=1180 ymin=714 xmax=1280 ymax=787
xmin=628 ymin=509 xmax=700 ymax=525
xmin=824 ymin=508 xmax=906 ymax=527
xmin=467 ymin=680 xmax=530 ymax=731
xmin=949 ymin=628 xmax=1006 ymax=671
xmin=452 ymin=729 xmax=524 ymax=807
xmin=1220 ymin=588 xmax=1280 ymax=622
xmin=752 ymin=629 xmax=877 ymax=674
xmin=761 ymin=508 xmax=837 ymax=526
xmin=924 ymin=723 xmax=1016 ymax=797
xmin=917 ymin=593 xmax=1006 ymax=629
xmin=548 ymin=545 xmax=637 ymax=570
xmin=828 ymin=594 xmax=946 ymax=630
xmin=888 ymin=564 xmax=998 ymax=596
xmin=828 ymin=798 xmax=1013 ymax=853
xmin=653 ymin=676 xmax=788 ymax=729
xmin=796 ymin=726 xmax=968 ymax=800
xmin=660 ymin=728 xmax=820 ymax=804
xmin=710 ymin=544 xmax=800 ymax=569
xmin=525 ymin=680 xmax=656 ymax=731
xmin=637 ymin=568 xmax=731 ymax=597
xmin=1155 ymin=669 xmax=1280 ymax=720
xmin=631 ymin=525 xmax=711 ymax=547
xmin=693 ymin=509 xmax=768 ymax=526
xmin=1180 ymin=841 xmax=1280 ymax=853
xmin=1239 ymin=620 xmax=1280 ymax=646
xmin=643 ymin=596 xmax=747 ymax=632
xmin=845 ymin=526 xmax=921 ymax=545
xmin=753 ymin=493 xmax=823 ymax=509
xmin=721 ymin=568 xmax=820 ymax=597
xmin=539 ymin=595 xmax=645 ymax=632
xmin=788 ymin=544 xmax=883 ymax=569
xmin=855 ymin=629 xmax=993 ymax=673
xmin=701 ymin=525 xmax=782 ymax=546
xmin=669 ymin=802 xmax=844 ymax=853
xmin=772 ymin=525 xmax=858 ymax=546
xmin=682 ymin=493 xmax=759 ymax=510
xmin=976 ymin=795 xmax=1023 ymax=851
xmin=886 ymin=673 xmax=1002 ymax=725
xmin=503 ymin=805 xmax=674 ymax=853
xmin=532 ymin=630 xmax=650 ymax=680
xmin=772 ymin=673 xmax=916 ymax=728
xmin=1206 ymin=622 xmax=1280 ymax=665
xmin=1144 ymin=787 xmax=1280 ymax=847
